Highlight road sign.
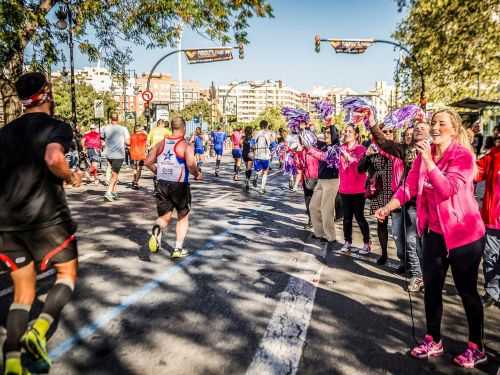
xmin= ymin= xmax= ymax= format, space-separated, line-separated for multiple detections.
xmin=184 ymin=48 xmax=233 ymax=64
xmin=142 ymin=90 xmax=153 ymax=102
xmin=94 ymin=100 xmax=104 ymax=119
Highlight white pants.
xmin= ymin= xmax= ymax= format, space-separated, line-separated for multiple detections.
xmin=309 ymin=178 xmax=339 ymax=242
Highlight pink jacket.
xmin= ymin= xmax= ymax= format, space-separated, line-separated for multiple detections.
xmin=394 ymin=142 xmax=485 ymax=251
xmin=339 ymin=143 xmax=367 ymax=194
xmin=379 ymin=148 xmax=404 ymax=193
xmin=296 ymin=149 xmax=319 ymax=180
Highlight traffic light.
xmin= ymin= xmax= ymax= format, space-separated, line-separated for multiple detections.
xmin=314 ymin=35 xmax=321 ymax=53
xmin=238 ymin=43 xmax=244 ymax=59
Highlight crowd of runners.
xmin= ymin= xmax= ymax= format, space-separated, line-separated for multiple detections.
xmin=0 ymin=72 xmax=499 ymax=374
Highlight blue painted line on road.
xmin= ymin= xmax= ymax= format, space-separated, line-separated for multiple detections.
xmin=49 ymin=228 xmax=232 ymax=360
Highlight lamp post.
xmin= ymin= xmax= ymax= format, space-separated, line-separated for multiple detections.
xmin=314 ymin=36 xmax=427 ymax=109
xmin=56 ymin=2 xmax=77 ymax=127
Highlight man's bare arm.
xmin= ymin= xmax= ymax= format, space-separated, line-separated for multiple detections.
xmin=184 ymin=143 xmax=201 ymax=180
xmin=144 ymin=143 xmax=160 ymax=174
xmin=45 ymin=143 xmax=81 ymax=186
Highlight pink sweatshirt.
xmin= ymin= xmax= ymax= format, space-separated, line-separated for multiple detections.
xmin=394 ymin=142 xmax=485 ymax=251
xmin=339 ymin=143 xmax=367 ymax=194
xmin=296 ymin=149 xmax=319 ymax=180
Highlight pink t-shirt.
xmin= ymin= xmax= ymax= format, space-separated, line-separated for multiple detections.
xmin=231 ymin=131 xmax=241 ymax=149
xmin=339 ymin=143 xmax=367 ymax=194
xmin=83 ymin=131 xmax=101 ymax=150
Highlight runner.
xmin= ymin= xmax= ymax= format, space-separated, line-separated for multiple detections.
xmin=129 ymin=125 xmax=148 ymax=189
xmin=81 ymin=124 xmax=102 ymax=184
xmin=252 ymin=120 xmax=274 ymax=194
xmin=241 ymin=126 xmax=255 ymax=192
xmin=102 ymin=113 xmax=130 ymax=201
xmin=145 ymin=116 xmax=202 ymax=258
xmin=148 ymin=119 xmax=171 ymax=148
xmin=231 ymin=127 xmax=243 ymax=180
xmin=211 ymin=126 xmax=227 ymax=177
xmin=0 ymin=72 xmax=81 ymax=375
xmin=190 ymin=126 xmax=205 ymax=171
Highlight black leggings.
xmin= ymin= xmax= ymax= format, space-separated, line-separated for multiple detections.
xmin=423 ymin=231 xmax=484 ymax=347
xmin=340 ymin=193 xmax=370 ymax=243
xmin=377 ymin=217 xmax=389 ymax=258
xmin=303 ymin=179 xmax=317 ymax=220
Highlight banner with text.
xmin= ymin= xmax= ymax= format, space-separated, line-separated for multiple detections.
xmin=184 ymin=48 xmax=233 ymax=64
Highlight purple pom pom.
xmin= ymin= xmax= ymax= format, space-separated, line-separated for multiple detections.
xmin=314 ymin=100 xmax=334 ymax=121
xmin=299 ymin=129 xmax=317 ymax=148
xmin=282 ymin=107 xmax=310 ymax=133
xmin=324 ymin=145 xmax=342 ymax=169
xmin=341 ymin=96 xmax=376 ymax=129
xmin=383 ymin=104 xmax=425 ymax=129
xmin=284 ymin=152 xmax=297 ymax=176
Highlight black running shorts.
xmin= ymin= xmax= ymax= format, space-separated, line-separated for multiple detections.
xmin=156 ymin=181 xmax=191 ymax=217
xmin=107 ymin=158 xmax=124 ymax=173
xmin=0 ymin=221 xmax=78 ymax=272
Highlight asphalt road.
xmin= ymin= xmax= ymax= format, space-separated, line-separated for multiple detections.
xmin=1 ymin=155 xmax=499 ymax=375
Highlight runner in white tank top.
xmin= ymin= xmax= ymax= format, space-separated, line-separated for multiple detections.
xmin=145 ymin=117 xmax=202 ymax=259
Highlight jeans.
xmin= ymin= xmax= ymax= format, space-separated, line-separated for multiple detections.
xmin=392 ymin=207 xmax=423 ymax=277
xmin=423 ymin=231 xmax=484 ymax=347
xmin=484 ymin=228 xmax=500 ymax=302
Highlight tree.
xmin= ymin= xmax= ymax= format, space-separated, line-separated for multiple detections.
xmin=0 ymin=0 xmax=273 ymax=124
xmin=250 ymin=106 xmax=286 ymax=130
xmin=393 ymin=0 xmax=500 ymax=103
xmin=52 ymin=78 xmax=117 ymax=131
xmin=178 ymin=99 xmax=211 ymax=122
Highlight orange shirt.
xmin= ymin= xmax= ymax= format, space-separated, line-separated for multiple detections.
xmin=129 ymin=131 xmax=148 ymax=161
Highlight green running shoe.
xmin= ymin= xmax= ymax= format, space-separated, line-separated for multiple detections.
xmin=148 ymin=225 xmax=161 ymax=253
xmin=21 ymin=327 xmax=51 ymax=370
xmin=171 ymin=248 xmax=188 ymax=259
xmin=3 ymin=357 xmax=31 ymax=375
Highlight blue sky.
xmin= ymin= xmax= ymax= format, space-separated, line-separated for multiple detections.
xmin=72 ymin=0 xmax=405 ymax=92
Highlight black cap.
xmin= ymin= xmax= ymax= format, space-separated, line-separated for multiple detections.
xmin=15 ymin=72 xmax=48 ymax=100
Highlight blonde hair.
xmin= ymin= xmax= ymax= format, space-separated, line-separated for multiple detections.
xmin=431 ymin=109 xmax=474 ymax=154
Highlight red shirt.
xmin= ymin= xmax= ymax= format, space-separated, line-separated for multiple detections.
xmin=83 ymin=130 xmax=102 ymax=150
xmin=130 ymin=132 xmax=148 ymax=161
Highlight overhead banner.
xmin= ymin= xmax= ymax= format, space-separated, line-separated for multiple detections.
xmin=184 ymin=48 xmax=233 ymax=64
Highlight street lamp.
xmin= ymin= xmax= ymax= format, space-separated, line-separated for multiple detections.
xmin=56 ymin=2 xmax=77 ymax=127
xmin=314 ymin=36 xmax=427 ymax=109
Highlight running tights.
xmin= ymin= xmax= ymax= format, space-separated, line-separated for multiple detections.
xmin=423 ymin=231 xmax=484 ymax=347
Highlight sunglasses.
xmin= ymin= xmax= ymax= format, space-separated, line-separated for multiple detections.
xmin=383 ymin=130 xmax=393 ymax=134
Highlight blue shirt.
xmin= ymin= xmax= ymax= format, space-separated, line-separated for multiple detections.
xmin=212 ymin=131 xmax=226 ymax=148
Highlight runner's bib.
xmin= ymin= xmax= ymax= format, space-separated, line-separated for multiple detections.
xmin=157 ymin=137 xmax=189 ymax=183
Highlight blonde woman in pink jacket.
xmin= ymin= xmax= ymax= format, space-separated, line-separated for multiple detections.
xmin=375 ymin=109 xmax=486 ymax=369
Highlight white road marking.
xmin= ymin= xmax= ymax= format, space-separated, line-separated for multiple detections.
xmin=246 ymin=242 xmax=326 ymax=375
xmin=0 ymin=252 xmax=100 ymax=298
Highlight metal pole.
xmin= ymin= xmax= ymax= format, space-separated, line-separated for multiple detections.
xmin=122 ymin=65 xmax=127 ymax=118
xmin=68 ymin=6 xmax=77 ymax=128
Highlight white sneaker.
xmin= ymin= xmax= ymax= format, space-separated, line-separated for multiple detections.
xmin=340 ymin=242 xmax=351 ymax=253
xmin=358 ymin=242 xmax=371 ymax=255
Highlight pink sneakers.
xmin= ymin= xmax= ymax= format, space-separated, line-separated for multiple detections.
xmin=410 ymin=335 xmax=444 ymax=359
xmin=453 ymin=342 xmax=487 ymax=368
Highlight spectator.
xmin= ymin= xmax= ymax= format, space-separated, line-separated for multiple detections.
xmin=472 ymin=120 xmax=484 ymax=157
xmin=475 ymin=133 xmax=500 ymax=308
xmin=367 ymin=120 xmax=430 ymax=292
xmin=358 ymin=126 xmax=395 ymax=265
xmin=338 ymin=125 xmax=371 ymax=254
xmin=376 ymin=108 xmax=486 ymax=369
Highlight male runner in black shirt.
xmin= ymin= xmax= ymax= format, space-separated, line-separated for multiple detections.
xmin=0 ymin=72 xmax=81 ymax=374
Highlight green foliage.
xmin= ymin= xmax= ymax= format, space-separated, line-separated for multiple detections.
xmin=248 ymin=106 xmax=286 ymax=130
xmin=393 ymin=0 xmax=500 ymax=103
xmin=52 ymin=79 xmax=117 ymax=131
xmin=178 ymin=100 xmax=211 ymax=122
xmin=0 ymin=0 xmax=273 ymax=77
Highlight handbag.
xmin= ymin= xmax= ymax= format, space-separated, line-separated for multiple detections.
xmin=365 ymin=173 xmax=382 ymax=199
